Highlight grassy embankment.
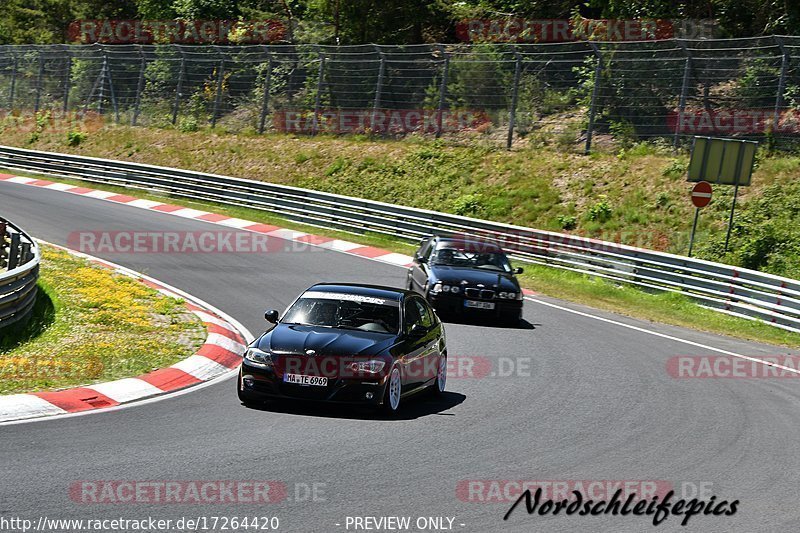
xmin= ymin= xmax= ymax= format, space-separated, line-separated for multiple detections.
xmin=0 ymin=245 xmax=206 ymax=394
xmin=2 ymin=123 xmax=800 ymax=348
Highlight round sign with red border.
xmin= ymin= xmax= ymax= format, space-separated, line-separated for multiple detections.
xmin=691 ymin=181 xmax=713 ymax=208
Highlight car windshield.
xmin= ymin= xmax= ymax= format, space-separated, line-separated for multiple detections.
xmin=431 ymin=248 xmax=512 ymax=272
xmin=282 ymin=290 xmax=400 ymax=334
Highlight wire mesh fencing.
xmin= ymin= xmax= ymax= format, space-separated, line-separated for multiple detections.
xmin=2 ymin=37 xmax=800 ymax=151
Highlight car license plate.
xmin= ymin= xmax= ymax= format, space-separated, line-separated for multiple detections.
xmin=283 ymin=374 xmax=328 ymax=386
xmin=465 ymin=300 xmax=495 ymax=310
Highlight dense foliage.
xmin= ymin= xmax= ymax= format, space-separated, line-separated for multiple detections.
xmin=2 ymin=1 xmax=800 ymax=45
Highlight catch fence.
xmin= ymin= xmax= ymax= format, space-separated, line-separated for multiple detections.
xmin=2 ymin=37 xmax=800 ymax=150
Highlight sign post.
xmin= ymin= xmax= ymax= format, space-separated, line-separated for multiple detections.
xmin=687 ymin=136 xmax=758 ymax=254
xmin=688 ymin=181 xmax=712 ymax=257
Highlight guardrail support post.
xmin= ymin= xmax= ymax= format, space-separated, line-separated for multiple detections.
xmin=436 ymin=47 xmax=450 ymax=139
xmin=371 ymin=48 xmax=385 ymax=134
xmin=312 ymin=51 xmax=325 ymax=136
xmin=258 ymin=47 xmax=273 ymax=134
xmin=20 ymin=242 xmax=31 ymax=264
xmin=171 ymin=52 xmax=186 ymax=125
xmin=773 ymin=36 xmax=789 ymax=135
xmin=0 ymin=220 xmax=6 ymax=270
xmin=7 ymin=232 xmax=20 ymax=270
xmin=507 ymin=51 xmax=522 ymax=150
xmin=584 ymin=42 xmax=603 ymax=155
xmin=34 ymin=53 xmax=44 ymax=114
xmin=674 ymin=40 xmax=692 ymax=149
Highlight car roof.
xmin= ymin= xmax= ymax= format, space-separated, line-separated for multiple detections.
xmin=306 ymin=283 xmax=410 ymax=300
xmin=434 ymin=236 xmax=503 ymax=253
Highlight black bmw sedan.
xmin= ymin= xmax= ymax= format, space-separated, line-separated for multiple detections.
xmin=238 ymin=283 xmax=447 ymax=414
xmin=406 ymin=235 xmax=524 ymax=324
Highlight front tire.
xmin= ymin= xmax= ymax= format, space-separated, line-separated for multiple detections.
xmin=382 ymin=366 xmax=402 ymax=415
xmin=433 ymin=354 xmax=447 ymax=396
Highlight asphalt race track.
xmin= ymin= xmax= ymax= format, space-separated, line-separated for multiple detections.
xmin=2 ymin=181 xmax=799 ymax=532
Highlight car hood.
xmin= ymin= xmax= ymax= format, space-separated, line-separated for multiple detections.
xmin=259 ymin=324 xmax=397 ymax=357
xmin=430 ymin=265 xmax=520 ymax=290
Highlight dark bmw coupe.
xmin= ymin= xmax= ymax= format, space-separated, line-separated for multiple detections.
xmin=406 ymin=235 xmax=524 ymax=324
xmin=238 ymin=283 xmax=447 ymax=414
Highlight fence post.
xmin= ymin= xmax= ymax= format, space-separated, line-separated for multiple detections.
xmin=97 ymin=54 xmax=107 ymax=116
xmin=436 ymin=48 xmax=450 ymax=139
xmin=584 ymin=42 xmax=603 ymax=155
xmin=8 ymin=52 xmax=17 ymax=109
xmin=312 ymin=50 xmax=325 ymax=135
xmin=62 ymin=49 xmax=72 ymax=114
xmin=171 ymin=50 xmax=186 ymax=125
xmin=773 ymin=36 xmax=789 ymax=133
xmin=258 ymin=46 xmax=273 ymax=134
xmin=371 ymin=46 xmax=385 ymax=134
xmin=507 ymin=50 xmax=522 ymax=150
xmin=211 ymin=49 xmax=225 ymax=128
xmin=674 ymin=40 xmax=692 ymax=149
xmin=33 ymin=52 xmax=44 ymax=113
xmin=132 ymin=46 xmax=146 ymax=126
xmin=104 ymin=49 xmax=120 ymax=124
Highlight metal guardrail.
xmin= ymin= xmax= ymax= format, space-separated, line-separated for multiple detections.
xmin=1 ymin=144 xmax=799 ymax=334
xmin=0 ymin=216 xmax=39 ymax=329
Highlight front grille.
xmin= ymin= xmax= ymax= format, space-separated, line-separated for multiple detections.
xmin=464 ymin=288 xmax=495 ymax=299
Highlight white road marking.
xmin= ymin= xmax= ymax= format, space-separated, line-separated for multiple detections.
xmin=525 ymin=296 xmax=800 ymax=375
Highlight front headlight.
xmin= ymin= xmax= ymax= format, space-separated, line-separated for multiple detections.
xmin=244 ymin=347 xmax=273 ymax=367
xmin=431 ymin=282 xmax=443 ymax=293
xmin=450 ymin=286 xmax=460 ymax=294
xmin=350 ymin=360 xmax=386 ymax=374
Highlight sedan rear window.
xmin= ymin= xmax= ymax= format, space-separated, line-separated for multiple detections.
xmin=282 ymin=291 xmax=400 ymax=334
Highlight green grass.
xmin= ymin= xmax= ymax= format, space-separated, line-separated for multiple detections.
xmin=3 ymin=166 xmax=798 ymax=349
xmin=516 ymin=265 xmax=800 ymax=348
xmin=0 ymin=244 xmax=206 ymax=394
xmin=6 ymin=120 xmax=800 ymax=278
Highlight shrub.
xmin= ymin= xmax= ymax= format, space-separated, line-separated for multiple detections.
xmin=587 ymin=200 xmax=613 ymax=222
xmin=557 ymin=214 xmax=578 ymax=230
xmin=67 ymin=130 xmax=88 ymax=146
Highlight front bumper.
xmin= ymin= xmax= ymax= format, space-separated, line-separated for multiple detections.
xmin=238 ymin=359 xmax=389 ymax=406
xmin=427 ymin=292 xmax=523 ymax=319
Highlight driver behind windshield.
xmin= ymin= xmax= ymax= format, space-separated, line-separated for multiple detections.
xmin=432 ymin=248 xmax=511 ymax=272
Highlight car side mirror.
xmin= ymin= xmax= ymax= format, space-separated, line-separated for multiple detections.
xmin=264 ymin=309 xmax=279 ymax=324
xmin=415 ymin=253 xmax=426 ymax=263
xmin=408 ymin=323 xmax=426 ymax=338
xmin=513 ymin=267 xmax=524 ymax=274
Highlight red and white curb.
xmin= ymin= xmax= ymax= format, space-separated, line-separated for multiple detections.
xmin=0 ymin=173 xmax=538 ymax=297
xmin=0 ymin=242 xmax=252 ymax=424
